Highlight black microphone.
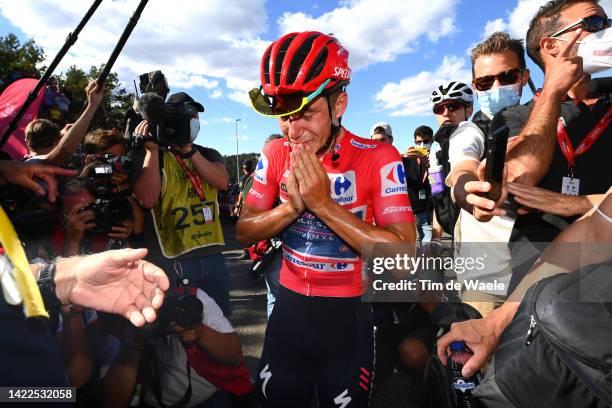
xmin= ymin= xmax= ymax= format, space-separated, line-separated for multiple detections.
xmin=134 ymin=92 xmax=166 ymax=124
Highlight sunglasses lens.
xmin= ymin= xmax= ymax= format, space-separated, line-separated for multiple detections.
xmin=474 ymin=77 xmax=494 ymax=91
xmin=433 ymin=102 xmax=462 ymax=114
xmin=498 ymin=69 xmax=521 ymax=85
xmin=249 ymin=88 xmax=306 ymax=117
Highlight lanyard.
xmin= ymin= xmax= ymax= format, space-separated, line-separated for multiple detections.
xmin=173 ymin=153 xmax=207 ymax=201
xmin=556 ymin=105 xmax=612 ymax=171
xmin=0 ymin=206 xmax=48 ymax=318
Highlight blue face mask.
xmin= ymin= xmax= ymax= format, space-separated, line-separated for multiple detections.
xmin=477 ymin=84 xmax=520 ymax=118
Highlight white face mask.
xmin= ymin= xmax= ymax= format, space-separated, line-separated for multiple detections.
xmin=189 ymin=118 xmax=200 ymax=142
xmin=577 ymin=27 xmax=612 ymax=74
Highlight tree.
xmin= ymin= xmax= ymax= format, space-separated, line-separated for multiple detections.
xmin=58 ymin=65 xmax=134 ymax=129
xmin=0 ymin=33 xmax=45 ymax=92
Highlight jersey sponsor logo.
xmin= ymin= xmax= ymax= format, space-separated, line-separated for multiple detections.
xmin=283 ymin=252 xmax=354 ymax=272
xmin=329 ymin=171 xmax=357 ymax=204
xmin=254 ymin=153 xmax=268 ymax=185
xmin=334 ymin=389 xmax=352 ymax=408
xmin=280 ymin=183 xmax=288 ymax=193
xmin=249 ymin=189 xmax=264 ymax=199
xmin=380 ymin=161 xmax=407 ymax=196
xmin=350 ymin=139 xmax=377 ymax=149
xmin=260 ymin=364 xmax=272 ymax=399
xmin=382 ymin=205 xmax=412 ymax=215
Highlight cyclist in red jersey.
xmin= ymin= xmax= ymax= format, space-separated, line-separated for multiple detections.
xmin=237 ymin=31 xmax=416 ymax=407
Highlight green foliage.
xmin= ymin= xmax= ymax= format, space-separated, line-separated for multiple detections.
xmin=0 ymin=33 xmax=45 ymax=91
xmin=223 ymin=153 xmax=259 ymax=186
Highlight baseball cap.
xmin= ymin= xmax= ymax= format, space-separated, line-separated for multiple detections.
xmin=166 ymin=92 xmax=205 ymax=112
xmin=370 ymin=122 xmax=393 ymax=137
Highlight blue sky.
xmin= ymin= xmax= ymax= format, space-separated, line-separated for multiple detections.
xmin=0 ymin=0 xmax=610 ymax=156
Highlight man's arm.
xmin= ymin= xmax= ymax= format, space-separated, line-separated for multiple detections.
xmin=437 ymin=190 xmax=612 ymax=377
xmin=100 ymin=344 xmax=140 ymax=408
xmin=504 ymin=29 xmax=584 ymax=186
xmin=38 ymin=81 xmax=105 ymax=166
xmin=508 ymin=182 xmax=604 ymax=217
xmin=131 ymin=121 xmax=161 ymax=209
xmin=176 ymin=144 xmax=228 ymax=191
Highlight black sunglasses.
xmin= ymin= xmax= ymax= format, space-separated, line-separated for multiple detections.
xmin=473 ymin=68 xmax=523 ymax=92
xmin=433 ymin=100 xmax=466 ymax=115
xmin=551 ymin=14 xmax=611 ymax=38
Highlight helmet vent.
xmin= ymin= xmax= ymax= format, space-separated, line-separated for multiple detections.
xmin=287 ymin=33 xmax=318 ymax=85
xmin=263 ymin=49 xmax=272 ymax=85
xmin=274 ymin=34 xmax=296 ymax=85
xmin=304 ymin=47 xmax=328 ymax=84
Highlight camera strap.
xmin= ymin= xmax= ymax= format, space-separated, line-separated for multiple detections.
xmin=172 ymin=153 xmax=207 ymax=201
xmin=145 ymin=341 xmax=193 ymax=408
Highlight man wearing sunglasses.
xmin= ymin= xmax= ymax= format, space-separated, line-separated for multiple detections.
xmin=437 ymin=0 xmax=612 ymax=389
xmin=237 ymin=31 xmax=415 ymax=407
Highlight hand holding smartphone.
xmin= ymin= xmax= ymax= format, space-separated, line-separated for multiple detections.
xmin=483 ymin=125 xmax=509 ymax=203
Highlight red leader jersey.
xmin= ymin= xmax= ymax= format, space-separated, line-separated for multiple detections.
xmin=245 ymin=129 xmax=414 ymax=297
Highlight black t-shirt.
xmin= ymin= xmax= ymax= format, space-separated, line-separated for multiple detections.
xmin=402 ymin=156 xmax=430 ymax=213
xmin=490 ymin=97 xmax=612 ymax=243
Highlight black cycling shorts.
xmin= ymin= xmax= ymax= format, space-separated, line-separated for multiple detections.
xmin=257 ymin=286 xmax=375 ymax=408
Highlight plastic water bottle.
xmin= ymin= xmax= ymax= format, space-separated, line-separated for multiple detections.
xmin=448 ymin=341 xmax=484 ymax=408
xmin=428 ymin=164 xmax=445 ymax=195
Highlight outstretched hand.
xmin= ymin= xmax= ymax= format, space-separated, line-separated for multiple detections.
xmin=62 ymin=248 xmax=170 ymax=327
xmin=0 ymin=161 xmax=77 ymax=203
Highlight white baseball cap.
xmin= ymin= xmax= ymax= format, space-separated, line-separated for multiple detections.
xmin=370 ymin=122 xmax=393 ymax=137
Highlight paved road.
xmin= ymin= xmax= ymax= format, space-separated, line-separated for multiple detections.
xmin=221 ymin=219 xmax=425 ymax=407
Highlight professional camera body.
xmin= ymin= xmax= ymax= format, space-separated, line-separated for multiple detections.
xmin=132 ymin=92 xmax=197 ymax=147
xmin=83 ymin=153 xmax=134 ymax=235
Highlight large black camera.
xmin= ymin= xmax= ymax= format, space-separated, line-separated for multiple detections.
xmin=139 ymin=287 xmax=204 ymax=340
xmin=83 ymin=153 xmax=134 ymax=235
xmin=81 ymin=198 xmax=133 ymax=235
xmin=85 ymin=153 xmax=133 ymax=198
xmin=133 ymin=92 xmax=202 ymax=146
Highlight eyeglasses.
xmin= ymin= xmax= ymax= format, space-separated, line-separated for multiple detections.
xmin=414 ymin=140 xmax=431 ymax=146
xmin=433 ymin=101 xmax=465 ymax=115
xmin=473 ymin=68 xmax=523 ymax=91
xmin=551 ymin=14 xmax=611 ymax=38
xmin=249 ymin=79 xmax=332 ymax=117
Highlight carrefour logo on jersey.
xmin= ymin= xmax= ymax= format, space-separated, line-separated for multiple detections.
xmin=328 ymin=171 xmax=357 ymax=205
xmin=254 ymin=153 xmax=268 ymax=185
xmin=380 ymin=161 xmax=407 ymax=197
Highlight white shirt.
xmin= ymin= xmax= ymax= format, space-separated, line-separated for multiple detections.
xmin=446 ymin=121 xmax=514 ymax=296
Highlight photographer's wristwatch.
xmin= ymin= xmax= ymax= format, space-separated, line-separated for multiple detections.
xmin=37 ymin=262 xmax=61 ymax=311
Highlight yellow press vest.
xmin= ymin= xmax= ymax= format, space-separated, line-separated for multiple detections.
xmin=152 ymin=151 xmax=224 ymax=258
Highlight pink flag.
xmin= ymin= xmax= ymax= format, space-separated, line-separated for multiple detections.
xmin=0 ymin=78 xmax=46 ymax=160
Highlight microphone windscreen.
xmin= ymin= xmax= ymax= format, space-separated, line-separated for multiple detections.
xmin=135 ymin=92 xmax=166 ymax=123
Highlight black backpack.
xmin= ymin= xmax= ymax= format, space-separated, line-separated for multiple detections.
xmin=475 ymin=262 xmax=612 ymax=407
xmin=431 ymin=124 xmax=460 ymax=236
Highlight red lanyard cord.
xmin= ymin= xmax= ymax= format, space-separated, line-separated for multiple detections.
xmin=172 ymin=152 xmax=207 ymax=201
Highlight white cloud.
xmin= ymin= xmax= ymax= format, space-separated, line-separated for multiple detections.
xmin=481 ymin=0 xmax=548 ymax=41
xmin=214 ymin=117 xmax=235 ymax=124
xmin=277 ymin=0 xmax=459 ymax=70
xmin=373 ymin=55 xmax=472 ymax=117
xmin=0 ymin=0 xmax=268 ymax=101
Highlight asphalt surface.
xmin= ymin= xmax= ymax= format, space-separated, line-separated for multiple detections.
xmin=221 ymin=219 xmax=425 ymax=408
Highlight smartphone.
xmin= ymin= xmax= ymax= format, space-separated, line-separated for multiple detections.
xmin=414 ymin=146 xmax=430 ymax=156
xmin=484 ymin=125 xmax=509 ymax=203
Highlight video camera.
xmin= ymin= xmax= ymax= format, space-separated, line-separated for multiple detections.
xmin=132 ymin=92 xmax=198 ymax=147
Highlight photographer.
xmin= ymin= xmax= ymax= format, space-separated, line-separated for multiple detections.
xmin=57 ymin=177 xmax=136 ymax=256
xmin=0 ymin=160 xmax=169 ymax=387
xmin=132 ymin=92 xmax=231 ymax=316
xmin=100 ymin=288 xmax=242 ymax=408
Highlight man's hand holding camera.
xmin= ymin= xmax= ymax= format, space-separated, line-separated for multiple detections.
xmin=170 ymin=321 xmax=202 ymax=345
xmin=64 ymin=202 xmax=96 ymax=254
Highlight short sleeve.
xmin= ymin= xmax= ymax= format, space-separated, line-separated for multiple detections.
xmin=448 ymin=122 xmax=486 ymax=169
xmin=244 ymin=139 xmax=283 ymax=211
xmin=196 ymin=289 xmax=234 ymax=334
xmin=196 ymin=145 xmax=225 ymax=165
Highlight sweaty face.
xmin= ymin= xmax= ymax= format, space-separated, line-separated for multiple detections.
xmin=278 ymin=96 xmax=332 ymax=155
